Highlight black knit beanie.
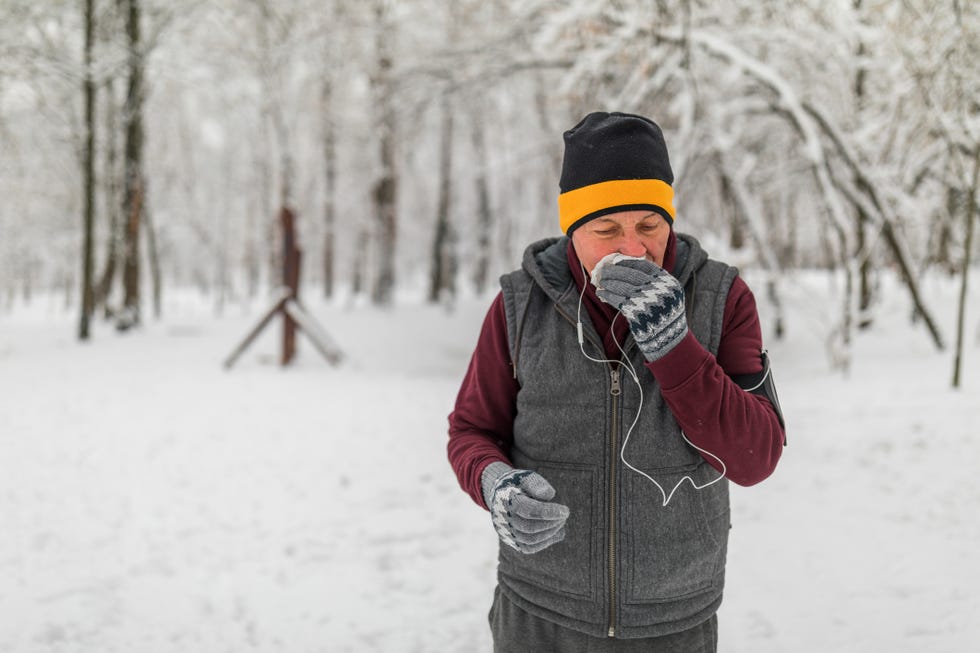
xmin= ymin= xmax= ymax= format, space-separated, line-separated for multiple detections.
xmin=558 ymin=112 xmax=675 ymax=235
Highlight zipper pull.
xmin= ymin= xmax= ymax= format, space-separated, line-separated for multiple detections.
xmin=610 ymin=367 xmax=621 ymax=396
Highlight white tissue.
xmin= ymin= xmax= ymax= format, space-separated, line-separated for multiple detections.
xmin=590 ymin=253 xmax=646 ymax=287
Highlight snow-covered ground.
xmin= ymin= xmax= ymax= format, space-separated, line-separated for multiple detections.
xmin=1 ymin=271 xmax=978 ymax=652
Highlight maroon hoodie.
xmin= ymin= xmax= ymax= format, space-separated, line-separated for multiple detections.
xmin=448 ymin=235 xmax=784 ymax=508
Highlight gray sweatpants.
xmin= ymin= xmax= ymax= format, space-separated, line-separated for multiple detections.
xmin=488 ymin=586 xmax=718 ymax=653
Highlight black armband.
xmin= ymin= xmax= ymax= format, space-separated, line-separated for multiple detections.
xmin=731 ymin=350 xmax=786 ymax=442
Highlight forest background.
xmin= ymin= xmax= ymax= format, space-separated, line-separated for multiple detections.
xmin=1 ymin=0 xmax=977 ymax=374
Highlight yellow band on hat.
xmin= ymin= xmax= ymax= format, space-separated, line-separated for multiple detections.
xmin=558 ymin=178 xmax=675 ymax=234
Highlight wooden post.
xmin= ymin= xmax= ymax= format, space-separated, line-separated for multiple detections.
xmin=225 ymin=206 xmax=343 ymax=369
xmin=281 ymin=207 xmax=299 ymax=365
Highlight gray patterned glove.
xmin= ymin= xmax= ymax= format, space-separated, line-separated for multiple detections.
xmin=593 ymin=256 xmax=688 ymax=362
xmin=481 ymin=461 xmax=570 ymax=554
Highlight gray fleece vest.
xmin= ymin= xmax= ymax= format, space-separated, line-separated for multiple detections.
xmin=497 ymin=234 xmax=738 ymax=639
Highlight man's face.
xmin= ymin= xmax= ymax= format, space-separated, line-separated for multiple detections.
xmin=570 ymin=210 xmax=670 ymax=275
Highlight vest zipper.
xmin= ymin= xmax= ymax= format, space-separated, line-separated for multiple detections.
xmin=552 ymin=303 xmax=623 ymax=637
xmin=607 ymin=365 xmax=621 ymax=637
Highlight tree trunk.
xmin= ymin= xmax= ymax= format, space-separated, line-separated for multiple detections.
xmin=321 ymin=75 xmax=337 ymax=299
xmin=144 ymin=185 xmax=161 ymax=318
xmin=119 ymin=0 xmax=145 ymax=330
xmin=428 ymin=93 xmax=456 ymax=304
xmin=121 ymin=178 xmax=143 ymax=329
xmin=95 ymin=77 xmax=121 ymax=316
xmin=250 ymin=149 xmax=273 ymax=298
xmin=352 ymin=226 xmax=370 ymax=298
xmin=852 ymin=3 xmax=874 ymax=330
xmin=951 ymin=148 xmax=980 ymax=388
xmin=371 ymin=0 xmax=397 ymax=305
xmin=78 ymin=0 xmax=96 ymax=340
xmin=210 ymin=150 xmax=230 ymax=316
xmin=471 ymin=112 xmax=492 ymax=295
xmin=855 ymin=210 xmax=874 ymax=330
xmin=935 ymin=187 xmax=960 ymax=274
xmin=372 ymin=168 xmax=396 ymax=305
xmin=720 ymin=170 xmax=745 ymax=250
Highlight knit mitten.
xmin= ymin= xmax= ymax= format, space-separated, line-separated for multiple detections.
xmin=593 ymin=255 xmax=688 ymax=362
xmin=481 ymin=461 xmax=570 ymax=554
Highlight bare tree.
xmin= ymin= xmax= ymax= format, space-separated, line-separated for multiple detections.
xmin=428 ymin=90 xmax=456 ymax=304
xmin=370 ymin=0 xmax=398 ymax=305
xmin=952 ymin=148 xmax=979 ymax=388
xmin=118 ymin=0 xmax=146 ymax=330
xmin=316 ymin=0 xmax=346 ymax=300
xmin=78 ymin=0 xmax=96 ymax=340
xmin=94 ymin=77 xmax=122 ymax=316
xmin=852 ymin=0 xmax=874 ymax=330
xmin=471 ymin=110 xmax=493 ymax=295
xmin=320 ymin=73 xmax=337 ymax=299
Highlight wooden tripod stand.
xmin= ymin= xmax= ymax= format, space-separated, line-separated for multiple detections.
xmin=224 ymin=207 xmax=342 ymax=369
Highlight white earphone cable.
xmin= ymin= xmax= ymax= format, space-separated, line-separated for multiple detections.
xmin=576 ymin=263 xmax=726 ymax=507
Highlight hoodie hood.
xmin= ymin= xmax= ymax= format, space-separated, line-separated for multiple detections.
xmin=516 ymin=232 xmax=709 ymax=359
xmin=520 ymin=231 xmax=709 ymax=303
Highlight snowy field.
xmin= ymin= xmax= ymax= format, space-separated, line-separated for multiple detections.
xmin=1 ymin=270 xmax=978 ymax=653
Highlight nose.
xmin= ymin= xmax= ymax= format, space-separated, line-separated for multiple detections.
xmin=619 ymin=234 xmax=646 ymax=258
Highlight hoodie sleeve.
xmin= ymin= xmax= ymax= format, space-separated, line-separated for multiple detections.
xmin=447 ymin=292 xmax=518 ymax=508
xmin=645 ymin=276 xmax=784 ymax=486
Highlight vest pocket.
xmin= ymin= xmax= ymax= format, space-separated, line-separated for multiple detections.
xmin=497 ymin=460 xmax=597 ymax=600
xmin=623 ymin=463 xmax=729 ymax=603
